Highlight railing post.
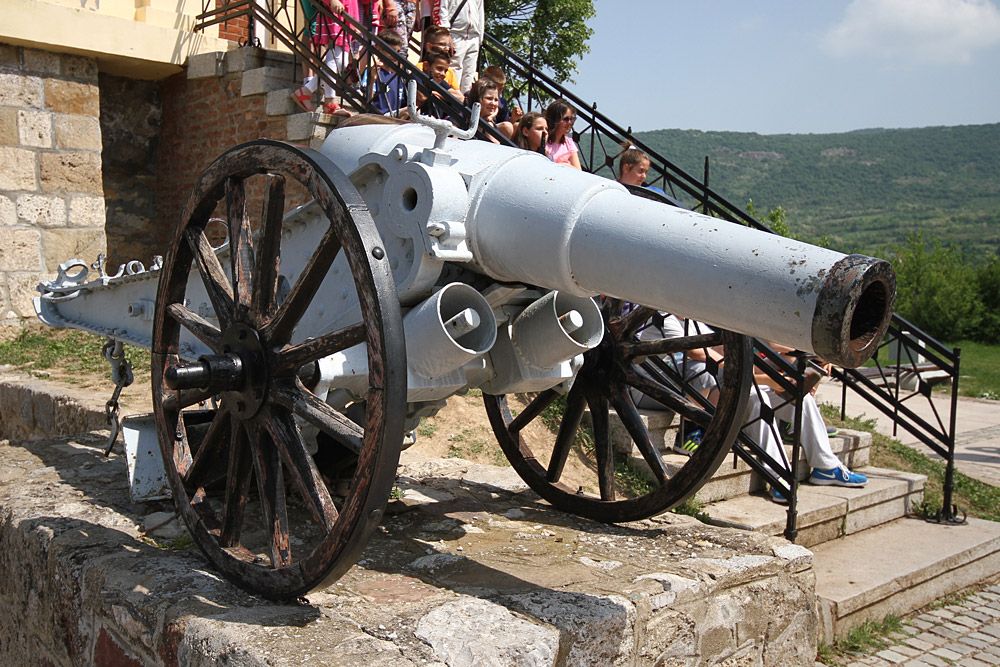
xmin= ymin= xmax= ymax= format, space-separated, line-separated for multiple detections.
xmin=783 ymin=355 xmax=805 ymax=542
xmin=527 ymin=40 xmax=535 ymax=112
xmin=702 ymin=156 xmax=710 ymax=216
xmin=942 ymin=347 xmax=961 ymax=521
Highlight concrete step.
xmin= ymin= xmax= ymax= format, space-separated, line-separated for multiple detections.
xmin=607 ymin=408 xmax=871 ymax=504
xmin=701 ymin=467 xmax=926 ymax=547
xmin=241 ymin=65 xmax=296 ymax=97
xmin=267 ymin=87 xmax=302 ymax=116
xmin=812 ymin=516 xmax=1000 ymax=643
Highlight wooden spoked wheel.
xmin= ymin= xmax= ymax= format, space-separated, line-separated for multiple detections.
xmin=484 ymin=301 xmax=752 ymax=523
xmin=151 ymin=140 xmax=405 ymax=600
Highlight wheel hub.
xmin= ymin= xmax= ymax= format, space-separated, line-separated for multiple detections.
xmin=163 ymin=323 xmax=269 ymax=419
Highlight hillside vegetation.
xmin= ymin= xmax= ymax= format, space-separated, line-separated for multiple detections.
xmin=634 ymin=123 xmax=1000 ymax=256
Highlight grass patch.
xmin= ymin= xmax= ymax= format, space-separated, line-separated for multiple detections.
xmin=672 ymin=497 xmax=710 ymax=522
xmin=820 ymin=404 xmax=1000 ymax=522
xmin=447 ymin=427 xmax=506 ymax=466
xmin=416 ymin=421 xmax=437 ymax=438
xmin=0 ymin=326 xmax=151 ymax=385
xmin=945 ymin=339 xmax=1000 ymax=399
xmin=816 ymin=615 xmax=904 ymax=665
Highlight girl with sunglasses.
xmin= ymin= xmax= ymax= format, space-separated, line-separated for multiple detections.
xmin=543 ymin=100 xmax=582 ymax=169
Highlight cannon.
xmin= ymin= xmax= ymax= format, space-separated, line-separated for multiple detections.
xmin=34 ymin=114 xmax=895 ymax=600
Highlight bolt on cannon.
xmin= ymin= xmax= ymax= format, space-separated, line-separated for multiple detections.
xmin=35 ymin=110 xmax=894 ymax=600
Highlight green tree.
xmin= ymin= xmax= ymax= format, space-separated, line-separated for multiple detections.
xmin=746 ymin=199 xmax=793 ymax=238
xmin=890 ymin=233 xmax=983 ymax=340
xmin=485 ymin=0 xmax=595 ymax=84
xmin=975 ymin=253 xmax=1000 ymax=343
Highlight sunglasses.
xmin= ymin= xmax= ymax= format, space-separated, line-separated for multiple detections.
xmin=561 ymin=115 xmax=575 ymax=122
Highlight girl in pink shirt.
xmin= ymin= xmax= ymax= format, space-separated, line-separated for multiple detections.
xmin=544 ymin=100 xmax=582 ymax=169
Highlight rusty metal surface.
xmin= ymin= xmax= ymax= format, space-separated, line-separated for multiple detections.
xmin=151 ymin=140 xmax=406 ymax=600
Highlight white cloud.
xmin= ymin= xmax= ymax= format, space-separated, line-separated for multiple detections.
xmin=823 ymin=0 xmax=1000 ymax=64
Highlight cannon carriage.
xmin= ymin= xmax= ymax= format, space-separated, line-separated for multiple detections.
xmin=35 ymin=114 xmax=894 ymax=600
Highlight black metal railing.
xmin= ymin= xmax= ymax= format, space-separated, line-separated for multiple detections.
xmin=833 ymin=315 xmax=963 ymax=522
xmin=193 ymin=3 xmax=963 ymax=530
xmin=194 ymin=0 xmax=511 ymax=144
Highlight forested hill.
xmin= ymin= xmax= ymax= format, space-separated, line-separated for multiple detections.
xmin=634 ymin=123 xmax=1000 ymax=256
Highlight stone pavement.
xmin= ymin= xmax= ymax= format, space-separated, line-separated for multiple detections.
xmin=815 ymin=381 xmax=1000 ymax=488
xmin=841 ymin=582 xmax=1000 ymax=666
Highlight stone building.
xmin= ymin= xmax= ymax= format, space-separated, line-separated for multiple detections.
xmin=0 ymin=0 xmax=252 ymax=326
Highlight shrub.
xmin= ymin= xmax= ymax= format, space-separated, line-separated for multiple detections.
xmin=890 ymin=233 xmax=983 ymax=340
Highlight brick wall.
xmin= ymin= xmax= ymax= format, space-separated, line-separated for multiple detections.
xmin=0 ymin=43 xmax=107 ymax=325
xmin=151 ymin=66 xmax=291 ymax=260
xmin=216 ymin=0 xmax=251 ymax=42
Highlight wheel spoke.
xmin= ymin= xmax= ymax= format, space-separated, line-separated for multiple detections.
xmin=248 ymin=422 xmax=292 ymax=568
xmin=183 ymin=407 xmax=231 ymax=488
xmin=610 ymin=305 xmax=655 ymax=337
xmin=166 ymin=302 xmax=223 ymax=353
xmin=252 ymin=174 xmax=286 ymax=321
xmin=546 ymin=385 xmax=585 ymax=483
xmin=263 ymin=406 xmax=339 ymax=531
xmin=609 ymin=386 xmax=668 ymax=485
xmin=509 ymin=388 xmax=558 ymax=434
xmin=621 ymin=331 xmax=723 ymax=361
xmin=274 ymin=322 xmax=366 ymax=375
xmin=226 ymin=176 xmax=254 ymax=320
xmin=587 ymin=392 xmax=615 ymax=501
xmin=262 ymin=226 xmax=342 ymax=346
xmin=185 ymin=227 xmax=234 ymax=329
xmin=625 ymin=368 xmax=713 ymax=428
xmin=220 ymin=417 xmax=253 ymax=547
xmin=270 ymin=380 xmax=364 ymax=455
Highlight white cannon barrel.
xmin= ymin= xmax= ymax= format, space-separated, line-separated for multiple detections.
xmin=468 ymin=166 xmax=893 ymax=368
xmin=322 ymin=123 xmax=894 ymax=367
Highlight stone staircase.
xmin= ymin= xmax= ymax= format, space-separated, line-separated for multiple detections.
xmin=611 ymin=409 xmax=1000 ymax=643
xmin=186 ymin=48 xmax=353 ymax=150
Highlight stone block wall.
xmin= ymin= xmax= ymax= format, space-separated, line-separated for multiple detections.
xmin=0 ymin=42 xmax=107 ymax=325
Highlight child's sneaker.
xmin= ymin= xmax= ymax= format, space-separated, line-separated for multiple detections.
xmin=673 ymin=427 xmax=703 ymax=456
xmin=770 ymin=486 xmax=789 ymax=504
xmin=809 ymin=466 xmax=867 ymax=487
xmin=826 ymin=424 xmax=839 ymax=436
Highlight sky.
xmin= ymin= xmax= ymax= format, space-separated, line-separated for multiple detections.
xmin=569 ymin=0 xmax=1000 ymax=135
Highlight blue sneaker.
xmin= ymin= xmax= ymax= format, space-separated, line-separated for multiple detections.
xmin=809 ymin=467 xmax=867 ymax=487
xmin=770 ymin=486 xmax=789 ymax=504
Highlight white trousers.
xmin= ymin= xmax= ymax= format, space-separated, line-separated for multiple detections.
xmin=650 ymin=358 xmax=843 ymax=473
xmin=450 ymin=35 xmax=480 ymax=93
xmin=743 ymin=387 xmax=843 ymax=473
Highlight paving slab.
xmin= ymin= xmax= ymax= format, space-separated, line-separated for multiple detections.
xmin=812 ymin=516 xmax=1000 ymax=643
xmin=0 ymin=431 xmax=821 ymax=666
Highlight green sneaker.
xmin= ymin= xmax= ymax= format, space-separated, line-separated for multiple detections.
xmin=673 ymin=428 xmax=703 ymax=456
